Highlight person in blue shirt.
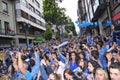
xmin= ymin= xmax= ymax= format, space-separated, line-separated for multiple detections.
xmin=112 ymin=30 xmax=120 ymax=46
xmin=97 ymin=41 xmax=108 ymax=69
xmin=78 ymin=58 xmax=88 ymax=74
xmin=31 ymin=50 xmax=40 ymax=80
xmin=17 ymin=52 xmax=33 ymax=80
xmin=87 ymin=34 xmax=94 ymax=46
xmin=106 ymin=35 xmax=113 ymax=46
xmin=57 ymin=48 xmax=67 ymax=64
xmin=69 ymin=52 xmax=78 ymax=72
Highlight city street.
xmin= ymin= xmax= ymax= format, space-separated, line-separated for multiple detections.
xmin=0 ymin=0 xmax=120 ymax=80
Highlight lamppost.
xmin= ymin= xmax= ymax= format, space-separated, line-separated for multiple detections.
xmin=23 ymin=22 xmax=30 ymax=48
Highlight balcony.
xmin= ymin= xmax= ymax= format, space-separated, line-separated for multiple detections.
xmin=0 ymin=29 xmax=15 ymax=36
xmin=16 ymin=10 xmax=46 ymax=30
xmin=16 ymin=22 xmax=45 ymax=38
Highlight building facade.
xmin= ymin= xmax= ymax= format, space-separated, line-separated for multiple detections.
xmin=77 ymin=0 xmax=86 ymax=36
xmin=77 ymin=0 xmax=86 ymax=23
xmin=92 ymin=0 xmax=120 ymax=35
xmin=91 ymin=0 xmax=107 ymax=35
xmin=77 ymin=0 xmax=120 ymax=36
xmin=15 ymin=0 xmax=46 ymax=47
xmin=0 ymin=0 xmax=16 ymax=48
xmin=110 ymin=0 xmax=120 ymax=30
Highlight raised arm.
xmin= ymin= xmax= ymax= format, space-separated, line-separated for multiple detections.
xmin=18 ymin=52 xmax=26 ymax=75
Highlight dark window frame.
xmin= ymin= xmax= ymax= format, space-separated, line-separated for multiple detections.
xmin=4 ymin=21 xmax=9 ymax=34
xmin=35 ymin=0 xmax=40 ymax=8
xmin=2 ymin=1 xmax=8 ymax=13
xmin=29 ymin=4 xmax=35 ymax=12
xmin=0 ymin=20 xmax=1 ymax=29
xmin=0 ymin=20 xmax=2 ymax=33
xmin=36 ymin=10 xmax=40 ymax=16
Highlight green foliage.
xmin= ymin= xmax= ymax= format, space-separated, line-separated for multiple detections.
xmin=33 ymin=36 xmax=45 ymax=43
xmin=43 ymin=0 xmax=66 ymax=25
xmin=43 ymin=0 xmax=77 ymax=38
xmin=65 ymin=18 xmax=77 ymax=36
xmin=64 ymin=32 xmax=69 ymax=38
xmin=55 ymin=32 xmax=59 ymax=39
xmin=44 ymin=25 xmax=52 ymax=40
xmin=43 ymin=0 xmax=68 ymax=39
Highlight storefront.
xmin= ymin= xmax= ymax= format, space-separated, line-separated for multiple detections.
xmin=112 ymin=11 xmax=120 ymax=30
xmin=0 ymin=37 xmax=14 ymax=48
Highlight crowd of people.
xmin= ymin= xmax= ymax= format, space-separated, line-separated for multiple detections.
xmin=0 ymin=25 xmax=120 ymax=80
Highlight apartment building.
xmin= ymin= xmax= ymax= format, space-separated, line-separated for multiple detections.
xmin=111 ymin=0 xmax=120 ymax=30
xmin=91 ymin=0 xmax=120 ymax=35
xmin=77 ymin=0 xmax=94 ymax=36
xmin=15 ymin=0 xmax=46 ymax=47
xmin=0 ymin=0 xmax=16 ymax=48
xmin=77 ymin=0 xmax=120 ymax=36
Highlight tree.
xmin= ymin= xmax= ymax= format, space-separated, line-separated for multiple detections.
xmin=43 ymin=0 xmax=67 ymax=39
xmin=64 ymin=32 xmax=69 ymax=38
xmin=65 ymin=18 xmax=77 ymax=36
xmin=55 ymin=32 xmax=59 ymax=39
xmin=44 ymin=25 xmax=52 ymax=40
xmin=43 ymin=0 xmax=66 ymax=25
xmin=33 ymin=36 xmax=45 ymax=43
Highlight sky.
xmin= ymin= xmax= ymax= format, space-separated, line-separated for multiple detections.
xmin=58 ymin=0 xmax=80 ymax=32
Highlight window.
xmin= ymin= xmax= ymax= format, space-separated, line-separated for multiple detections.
xmin=36 ymin=19 xmax=41 ymax=25
xmin=20 ymin=23 xmax=25 ymax=33
xmin=0 ymin=20 xmax=1 ymax=29
xmin=30 ymin=16 xmax=36 ymax=23
xmin=21 ymin=10 xmax=28 ymax=19
xmin=35 ymin=0 xmax=40 ymax=8
xmin=26 ymin=2 xmax=29 ymax=8
xmin=29 ymin=4 xmax=35 ymax=12
xmin=0 ymin=20 xmax=2 ymax=33
xmin=36 ymin=10 xmax=40 ymax=16
xmin=31 ymin=6 xmax=35 ymax=12
xmin=36 ymin=10 xmax=42 ymax=17
xmin=22 ymin=0 xmax=27 ymax=7
xmin=16 ymin=9 xmax=21 ymax=17
xmin=4 ymin=21 xmax=9 ymax=34
xmin=2 ymin=1 xmax=8 ymax=13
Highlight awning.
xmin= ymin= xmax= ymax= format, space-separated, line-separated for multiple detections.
xmin=112 ymin=11 xmax=120 ymax=21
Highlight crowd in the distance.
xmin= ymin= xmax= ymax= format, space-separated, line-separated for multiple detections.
xmin=0 ymin=24 xmax=120 ymax=80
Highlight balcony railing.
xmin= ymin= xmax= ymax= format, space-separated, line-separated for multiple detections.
xmin=0 ymin=29 xmax=15 ymax=36
xmin=17 ymin=13 xmax=46 ymax=28
xmin=17 ymin=32 xmax=36 ymax=37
